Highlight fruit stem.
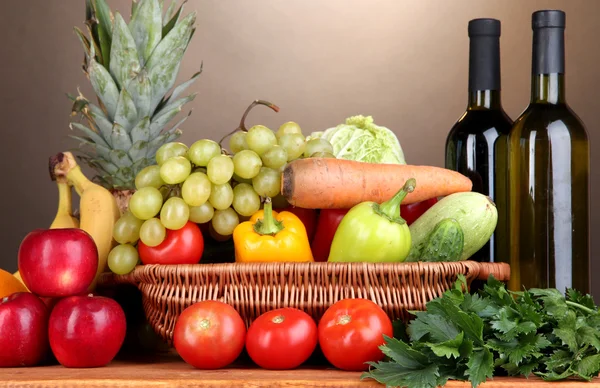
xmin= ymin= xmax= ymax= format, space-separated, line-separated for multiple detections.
xmin=253 ymin=197 xmax=284 ymax=236
xmin=50 ymin=152 xmax=91 ymax=195
xmin=373 ymin=178 xmax=416 ymax=224
xmin=218 ymin=99 xmax=280 ymax=147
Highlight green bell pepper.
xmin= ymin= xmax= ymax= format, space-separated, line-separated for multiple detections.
xmin=327 ymin=178 xmax=416 ymax=263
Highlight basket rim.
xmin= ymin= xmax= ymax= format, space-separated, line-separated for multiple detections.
xmin=98 ymin=260 xmax=510 ymax=286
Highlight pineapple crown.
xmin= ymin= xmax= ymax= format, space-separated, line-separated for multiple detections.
xmin=68 ymin=0 xmax=200 ymax=190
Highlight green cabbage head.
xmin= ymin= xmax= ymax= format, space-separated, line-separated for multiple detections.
xmin=308 ymin=115 xmax=406 ymax=164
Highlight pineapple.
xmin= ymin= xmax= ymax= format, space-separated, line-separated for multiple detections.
xmin=68 ymin=0 xmax=200 ymax=199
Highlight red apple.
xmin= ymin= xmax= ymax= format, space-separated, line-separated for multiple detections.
xmin=0 ymin=292 xmax=49 ymax=367
xmin=18 ymin=228 xmax=98 ymax=297
xmin=48 ymin=294 xmax=126 ymax=368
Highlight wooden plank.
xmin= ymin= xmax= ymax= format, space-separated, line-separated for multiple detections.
xmin=1 ymin=356 xmax=599 ymax=388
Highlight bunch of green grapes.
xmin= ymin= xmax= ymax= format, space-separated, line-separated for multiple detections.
xmin=107 ymin=121 xmax=334 ymax=275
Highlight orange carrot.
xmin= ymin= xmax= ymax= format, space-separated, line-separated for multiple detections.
xmin=281 ymin=158 xmax=472 ymax=209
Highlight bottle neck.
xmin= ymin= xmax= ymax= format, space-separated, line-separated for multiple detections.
xmin=468 ymin=30 xmax=501 ymax=110
xmin=531 ymin=25 xmax=566 ymax=105
xmin=531 ymin=73 xmax=566 ymax=104
xmin=468 ymin=90 xmax=502 ymax=110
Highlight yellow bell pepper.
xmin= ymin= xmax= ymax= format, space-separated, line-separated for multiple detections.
xmin=233 ymin=198 xmax=314 ymax=263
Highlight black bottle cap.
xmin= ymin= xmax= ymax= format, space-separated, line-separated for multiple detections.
xmin=532 ymin=10 xmax=566 ymax=29
xmin=468 ymin=18 xmax=501 ymax=91
xmin=468 ymin=18 xmax=501 ymax=37
xmin=531 ymin=10 xmax=566 ymax=74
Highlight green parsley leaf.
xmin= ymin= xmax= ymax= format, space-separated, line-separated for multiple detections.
xmin=427 ymin=332 xmax=465 ymax=359
xmin=567 ymin=289 xmax=597 ymax=312
xmin=466 ymin=347 xmax=494 ymax=387
xmin=362 ymin=361 xmax=440 ymax=388
xmin=572 ymin=354 xmax=600 ymax=380
xmin=487 ymin=332 xmax=550 ymax=365
xmin=408 ymin=311 xmax=460 ymax=343
xmin=577 ymin=326 xmax=600 ymax=351
xmin=379 ymin=335 xmax=430 ymax=368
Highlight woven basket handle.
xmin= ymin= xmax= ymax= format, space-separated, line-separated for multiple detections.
xmin=475 ymin=262 xmax=511 ymax=282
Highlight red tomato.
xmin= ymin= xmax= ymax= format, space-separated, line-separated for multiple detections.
xmin=138 ymin=221 xmax=204 ymax=265
xmin=246 ymin=308 xmax=318 ymax=370
xmin=173 ymin=300 xmax=246 ymax=369
xmin=318 ymin=298 xmax=393 ymax=371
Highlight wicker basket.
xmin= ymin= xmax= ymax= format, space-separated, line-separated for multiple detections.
xmin=99 ymin=261 xmax=510 ymax=344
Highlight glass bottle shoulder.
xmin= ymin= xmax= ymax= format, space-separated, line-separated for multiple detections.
xmin=509 ymin=103 xmax=588 ymax=142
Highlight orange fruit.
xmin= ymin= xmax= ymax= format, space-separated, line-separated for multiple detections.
xmin=0 ymin=268 xmax=29 ymax=298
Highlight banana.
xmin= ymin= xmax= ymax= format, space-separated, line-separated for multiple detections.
xmin=50 ymin=151 xmax=121 ymax=290
xmin=50 ymin=177 xmax=80 ymax=229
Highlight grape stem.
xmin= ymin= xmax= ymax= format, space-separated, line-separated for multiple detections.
xmin=253 ymin=197 xmax=284 ymax=236
xmin=218 ymin=99 xmax=280 ymax=149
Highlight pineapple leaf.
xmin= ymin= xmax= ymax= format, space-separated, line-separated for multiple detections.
xmin=92 ymin=175 xmax=112 ymax=188
xmin=110 ymin=123 xmax=134 ymax=151
xmin=89 ymin=108 xmax=114 ymax=147
xmin=128 ymin=0 xmax=163 ymax=66
xmin=149 ymin=93 xmax=196 ymax=138
xmin=92 ymin=0 xmax=113 ymax=68
xmin=162 ymin=0 xmax=187 ymax=36
xmin=92 ymin=0 xmax=113 ymax=36
xmin=163 ymin=65 xmax=201 ymax=106
xmin=88 ymin=57 xmax=120 ymax=121
xmin=163 ymin=110 xmax=191 ymax=136
xmin=73 ymin=27 xmax=92 ymax=61
xmin=124 ymin=70 xmax=152 ymax=121
xmin=131 ymin=117 xmax=151 ymax=144
xmin=89 ymin=158 xmax=119 ymax=174
xmin=109 ymin=13 xmax=141 ymax=89
xmin=147 ymin=128 xmax=182 ymax=155
xmin=128 ymin=140 xmax=150 ymax=162
xmin=69 ymin=135 xmax=112 ymax=160
xmin=109 ymin=149 xmax=133 ymax=167
xmin=70 ymin=122 xmax=110 ymax=148
xmin=145 ymin=11 xmax=196 ymax=114
xmin=113 ymin=166 xmax=135 ymax=187
xmin=85 ymin=22 xmax=104 ymax=65
xmin=163 ymin=0 xmax=178 ymax=26
xmin=114 ymin=88 xmax=139 ymax=133
xmin=132 ymin=157 xmax=154 ymax=173
xmin=131 ymin=0 xmax=139 ymax=18
xmin=85 ymin=0 xmax=94 ymax=21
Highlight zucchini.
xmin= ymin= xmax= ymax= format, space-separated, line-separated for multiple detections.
xmin=405 ymin=192 xmax=497 ymax=262
xmin=419 ymin=218 xmax=464 ymax=262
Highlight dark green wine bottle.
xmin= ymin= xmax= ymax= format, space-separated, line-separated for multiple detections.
xmin=507 ymin=10 xmax=590 ymax=293
xmin=445 ymin=18 xmax=513 ymax=269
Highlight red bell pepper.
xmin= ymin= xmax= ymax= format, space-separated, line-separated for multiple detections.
xmin=401 ymin=197 xmax=439 ymax=225
xmin=282 ymin=206 xmax=318 ymax=242
xmin=311 ymin=209 xmax=349 ymax=262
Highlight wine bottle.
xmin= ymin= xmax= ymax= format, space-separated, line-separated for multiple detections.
xmin=507 ymin=10 xmax=590 ymax=293
xmin=445 ymin=18 xmax=513 ymax=269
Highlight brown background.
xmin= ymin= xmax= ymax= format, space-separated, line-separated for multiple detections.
xmin=0 ymin=1 xmax=597 ymax=294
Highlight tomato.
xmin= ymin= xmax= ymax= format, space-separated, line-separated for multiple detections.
xmin=245 ymin=308 xmax=318 ymax=370
xmin=318 ymin=298 xmax=393 ymax=371
xmin=400 ymin=197 xmax=438 ymax=225
xmin=173 ymin=300 xmax=246 ymax=369
xmin=138 ymin=221 xmax=204 ymax=265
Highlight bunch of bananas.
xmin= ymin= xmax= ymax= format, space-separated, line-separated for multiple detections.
xmin=14 ymin=152 xmax=121 ymax=291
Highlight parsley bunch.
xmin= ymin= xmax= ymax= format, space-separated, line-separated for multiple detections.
xmin=362 ymin=276 xmax=600 ymax=388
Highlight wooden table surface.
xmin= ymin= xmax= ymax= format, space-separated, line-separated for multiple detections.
xmin=1 ymin=354 xmax=599 ymax=388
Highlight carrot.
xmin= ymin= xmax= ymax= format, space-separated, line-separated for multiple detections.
xmin=281 ymin=158 xmax=473 ymax=209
